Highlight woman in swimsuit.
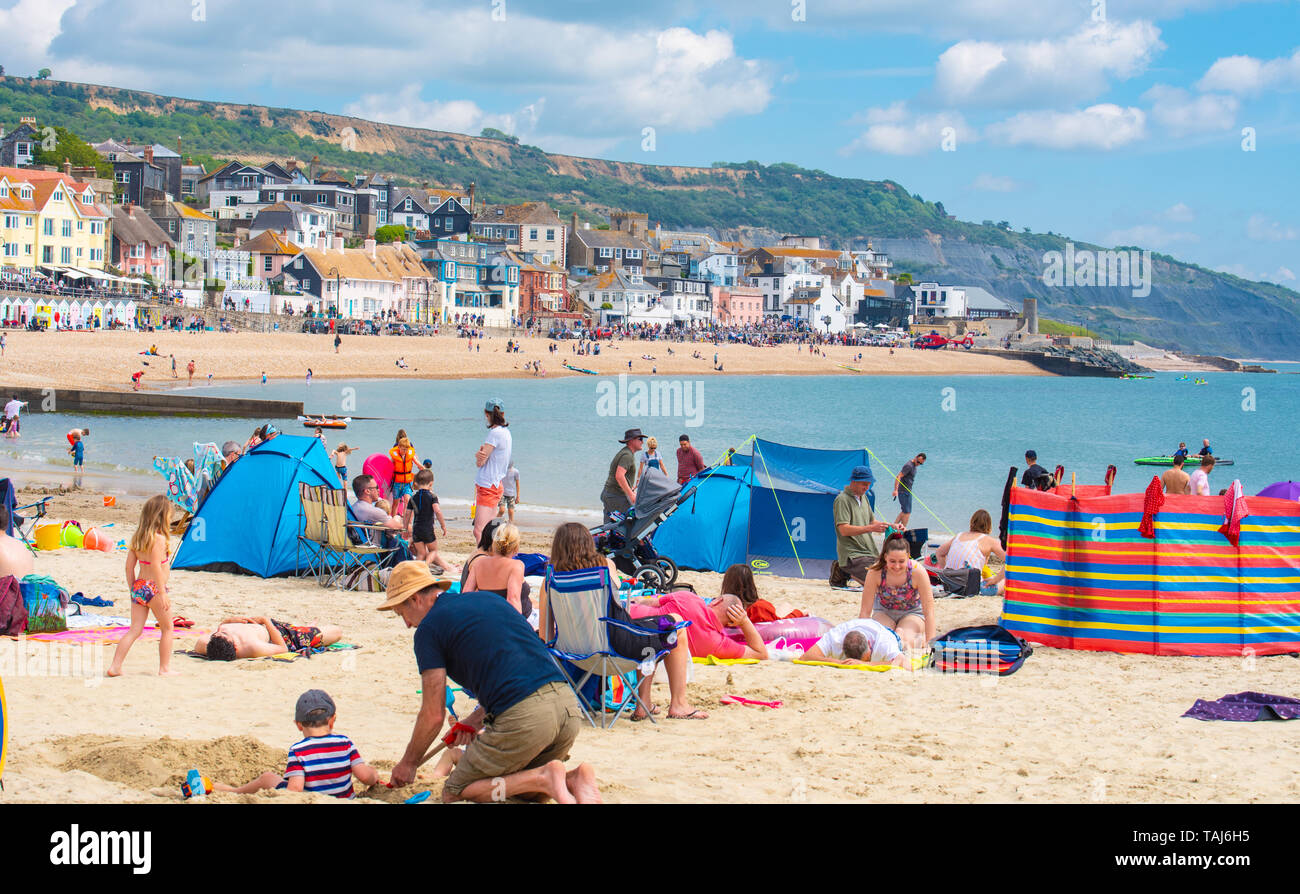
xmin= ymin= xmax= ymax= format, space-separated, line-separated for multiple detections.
xmin=108 ymin=495 xmax=179 ymax=676
xmin=859 ymin=534 xmax=935 ymax=650
xmin=933 ymin=509 xmax=1006 ymax=595
xmin=463 ymin=523 xmax=530 ymax=617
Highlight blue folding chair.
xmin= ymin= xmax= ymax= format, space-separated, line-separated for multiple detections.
xmin=543 ymin=564 xmax=689 ymax=729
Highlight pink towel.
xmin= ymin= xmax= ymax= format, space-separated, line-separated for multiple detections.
xmin=1138 ymin=476 xmax=1164 ymax=539
xmin=1219 ymin=480 xmax=1250 ymax=547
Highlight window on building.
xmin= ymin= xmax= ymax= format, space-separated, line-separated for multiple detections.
xmin=42 ymin=246 xmax=52 ymax=263
xmin=529 ymin=228 xmax=538 ymax=240
xmin=42 ymin=219 xmax=53 ymax=236
xmin=546 ymin=228 xmax=555 ymax=241
xmin=61 ymin=247 xmax=71 ymax=264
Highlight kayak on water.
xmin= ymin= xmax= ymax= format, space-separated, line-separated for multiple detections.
xmin=1121 ymin=374 xmax=1153 ymax=379
xmin=1134 ymin=455 xmax=1233 ymax=466
xmin=298 ymin=415 xmax=351 ymax=429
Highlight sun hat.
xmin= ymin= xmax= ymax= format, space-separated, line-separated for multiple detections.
xmin=620 ymin=428 xmax=645 ymax=443
xmin=295 ymin=689 xmax=336 ymax=723
xmin=377 ymin=561 xmax=454 ymax=611
xmin=484 ymin=398 xmax=504 ymax=412
xmin=849 ymin=465 xmax=872 ymax=482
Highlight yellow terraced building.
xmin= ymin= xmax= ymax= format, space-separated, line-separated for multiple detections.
xmin=0 ymin=166 xmax=110 ymax=277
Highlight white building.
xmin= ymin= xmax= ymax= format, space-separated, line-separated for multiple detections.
xmin=575 ymin=269 xmax=664 ymax=327
xmin=914 ymin=283 xmax=1019 ymax=321
xmin=278 ymin=235 xmax=436 ymax=320
xmin=785 ymin=284 xmax=849 ymax=333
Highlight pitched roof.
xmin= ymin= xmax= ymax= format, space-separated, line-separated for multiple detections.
xmin=112 ymin=205 xmax=173 ymax=246
xmin=577 ymin=269 xmax=657 ymax=293
xmin=0 ymin=175 xmax=37 ymax=212
xmin=173 ymin=202 xmax=215 ymax=221
xmin=294 ymin=243 xmax=432 ymax=284
xmin=241 ymin=230 xmax=301 ymax=255
xmin=759 ymin=246 xmax=842 ymax=260
xmin=955 ymin=285 xmax=1019 ymax=312
xmin=572 ymin=228 xmax=652 ymax=250
xmin=474 ymin=201 xmax=561 ymax=226
xmin=0 ymin=167 xmax=105 ymax=218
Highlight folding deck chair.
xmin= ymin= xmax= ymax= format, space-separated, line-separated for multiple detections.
xmin=297 ymin=483 xmax=394 ymax=590
xmin=1 ymin=477 xmax=51 ymax=549
xmin=543 ymin=564 xmax=690 ymax=729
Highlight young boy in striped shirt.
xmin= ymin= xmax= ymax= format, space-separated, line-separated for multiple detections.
xmin=208 ymin=690 xmax=379 ymax=799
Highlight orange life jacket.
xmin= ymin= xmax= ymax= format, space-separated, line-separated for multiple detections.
xmin=390 ymin=447 xmax=414 ymax=483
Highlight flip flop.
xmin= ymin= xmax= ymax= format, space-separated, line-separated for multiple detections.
xmin=630 ymin=705 xmax=660 ymax=722
xmin=667 ymin=709 xmax=709 ymax=720
xmin=172 ymin=616 xmax=195 ymax=628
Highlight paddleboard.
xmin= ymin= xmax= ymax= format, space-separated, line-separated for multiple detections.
xmin=1134 ymin=456 xmax=1234 ymax=466
xmin=363 ymin=453 xmax=395 ymax=495
xmin=563 ymin=363 xmax=597 ymax=375
xmin=838 ymin=364 xmax=862 ymax=372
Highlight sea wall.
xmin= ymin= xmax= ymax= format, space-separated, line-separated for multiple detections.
xmin=5 ymin=386 xmax=302 ymax=418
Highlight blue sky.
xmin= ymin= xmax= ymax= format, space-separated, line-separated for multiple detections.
xmin=4 ymin=0 xmax=1297 ymax=283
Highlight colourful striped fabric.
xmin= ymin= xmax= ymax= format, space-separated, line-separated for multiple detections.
xmin=999 ymin=487 xmax=1300 ymax=656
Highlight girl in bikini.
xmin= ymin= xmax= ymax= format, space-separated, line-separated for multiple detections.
xmin=108 ymin=495 xmax=180 ymax=676
xmin=859 ymin=534 xmax=936 ymax=650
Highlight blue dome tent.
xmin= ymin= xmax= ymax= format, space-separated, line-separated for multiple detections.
xmin=173 ymin=435 xmax=350 ymax=577
xmin=653 ymin=438 xmax=873 ymax=578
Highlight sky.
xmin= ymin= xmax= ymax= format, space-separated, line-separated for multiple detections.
xmin=3 ymin=0 xmax=1298 ymax=284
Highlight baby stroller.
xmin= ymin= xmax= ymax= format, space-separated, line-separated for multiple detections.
xmin=591 ymin=470 xmax=695 ymax=590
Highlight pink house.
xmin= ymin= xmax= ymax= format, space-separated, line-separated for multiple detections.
xmin=715 ymin=285 xmax=763 ymax=326
xmin=241 ymin=229 xmax=302 ymax=281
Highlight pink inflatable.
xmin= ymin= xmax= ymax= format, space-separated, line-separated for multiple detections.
xmin=725 ymin=616 xmax=831 ymax=652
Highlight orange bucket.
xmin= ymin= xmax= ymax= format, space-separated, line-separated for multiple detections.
xmin=103 ymin=496 xmax=117 ymax=507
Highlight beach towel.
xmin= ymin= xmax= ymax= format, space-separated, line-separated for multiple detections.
xmin=691 ymin=656 xmax=760 ymax=666
xmin=1218 ymin=480 xmax=1250 ymax=547
xmin=21 ymin=625 xmax=206 ymax=644
xmin=792 ymin=657 xmax=926 ymax=672
xmin=1183 ymin=692 xmax=1300 ymax=722
xmin=180 ymin=642 xmax=361 ymax=662
xmin=1138 ymin=475 xmax=1164 ymax=539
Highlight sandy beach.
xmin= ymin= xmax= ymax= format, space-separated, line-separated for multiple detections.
xmin=3 ymin=486 xmax=1296 ymax=805
xmin=0 ymin=330 xmax=1047 ymax=391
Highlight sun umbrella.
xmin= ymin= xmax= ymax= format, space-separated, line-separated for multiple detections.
xmin=1256 ymin=481 xmax=1300 ymax=500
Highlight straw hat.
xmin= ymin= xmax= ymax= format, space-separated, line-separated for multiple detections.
xmin=376 ymin=561 xmax=453 ymax=611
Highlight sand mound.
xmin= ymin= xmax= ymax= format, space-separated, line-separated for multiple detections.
xmin=55 ymin=734 xmax=288 ymax=790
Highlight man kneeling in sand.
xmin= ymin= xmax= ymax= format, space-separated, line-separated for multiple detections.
xmin=802 ymin=618 xmax=909 ymax=668
xmin=380 ymin=561 xmax=600 ymax=803
xmin=194 ymin=616 xmax=342 ymax=660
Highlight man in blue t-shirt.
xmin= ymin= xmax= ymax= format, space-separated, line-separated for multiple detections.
xmin=380 ymin=561 xmax=600 ymax=804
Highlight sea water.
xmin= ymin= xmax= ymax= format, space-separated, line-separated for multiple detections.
xmin=2 ymin=372 xmax=1295 ymax=537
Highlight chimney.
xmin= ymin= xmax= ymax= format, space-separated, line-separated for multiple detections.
xmin=468 ymin=181 xmax=476 ymax=212
xmin=332 ymin=234 xmax=344 ymax=252
xmin=177 ymin=137 xmax=183 ymax=157
xmin=316 ymin=233 xmax=328 ymax=252
xmin=364 ymin=238 xmax=376 ymax=259
xmin=310 ymin=155 xmax=319 ymax=181
xmin=233 ymin=234 xmax=241 ymax=249
xmin=144 ymin=145 xmax=154 ymax=165
xmin=571 ymin=212 xmax=578 ymax=233
xmin=63 ymin=158 xmax=72 ymax=177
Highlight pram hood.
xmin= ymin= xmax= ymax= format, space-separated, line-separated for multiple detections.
xmin=634 ymin=467 xmax=681 ymax=514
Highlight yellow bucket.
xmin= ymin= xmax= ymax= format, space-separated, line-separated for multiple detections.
xmin=34 ymin=523 xmax=62 ymax=550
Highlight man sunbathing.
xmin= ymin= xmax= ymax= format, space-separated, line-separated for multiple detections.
xmin=802 ymin=618 xmax=908 ymax=668
xmin=194 ymin=616 xmax=343 ymax=660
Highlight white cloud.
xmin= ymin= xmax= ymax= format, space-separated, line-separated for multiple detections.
xmin=1143 ymin=84 xmax=1238 ymax=136
xmin=1216 ymin=263 xmax=1297 ymax=283
xmin=343 ymin=86 xmax=522 ymax=136
xmin=934 ymin=21 xmax=1163 ymax=107
xmin=842 ymin=104 xmax=974 ymax=156
xmin=986 ymin=104 xmax=1147 ymax=150
xmin=1197 ymin=48 xmax=1300 ymax=94
xmin=1161 ymin=203 xmax=1195 ymax=223
xmin=1246 ymin=214 xmax=1299 ymax=242
xmin=969 ymin=173 xmax=1022 ymax=192
xmin=1105 ymin=224 xmax=1199 ymax=250
xmin=35 ymin=3 xmax=773 ymax=146
xmin=0 ymin=0 xmax=75 ymax=75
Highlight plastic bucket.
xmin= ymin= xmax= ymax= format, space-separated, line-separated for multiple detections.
xmin=83 ymin=527 xmax=114 ymax=552
xmin=61 ymin=523 xmax=85 ymax=548
xmin=34 ymin=523 xmax=62 ymax=551
xmin=103 ymin=496 xmax=117 ymax=508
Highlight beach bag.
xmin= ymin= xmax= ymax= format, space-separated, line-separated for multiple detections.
xmin=20 ymin=575 xmax=71 ymax=634
xmin=929 ymin=625 xmax=1032 ymax=676
xmin=931 ymin=567 xmax=982 ymax=597
xmin=0 ymin=574 xmax=28 ymax=635
xmin=344 ymin=564 xmax=390 ymax=593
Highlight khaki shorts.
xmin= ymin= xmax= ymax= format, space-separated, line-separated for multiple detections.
xmin=443 ymin=682 xmax=582 ymax=798
xmin=843 ymin=553 xmax=876 ymax=584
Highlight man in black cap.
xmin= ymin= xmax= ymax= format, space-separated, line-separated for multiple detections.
xmin=601 ymin=428 xmax=643 ymax=520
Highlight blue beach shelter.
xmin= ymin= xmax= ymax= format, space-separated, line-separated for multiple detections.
xmin=173 ymin=435 xmax=347 ymax=577
xmin=653 ymin=439 xmax=873 ymax=579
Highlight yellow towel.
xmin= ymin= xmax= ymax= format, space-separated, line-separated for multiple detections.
xmin=692 ymin=656 xmax=760 ymax=666
xmin=792 ymin=655 xmax=928 ymax=672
